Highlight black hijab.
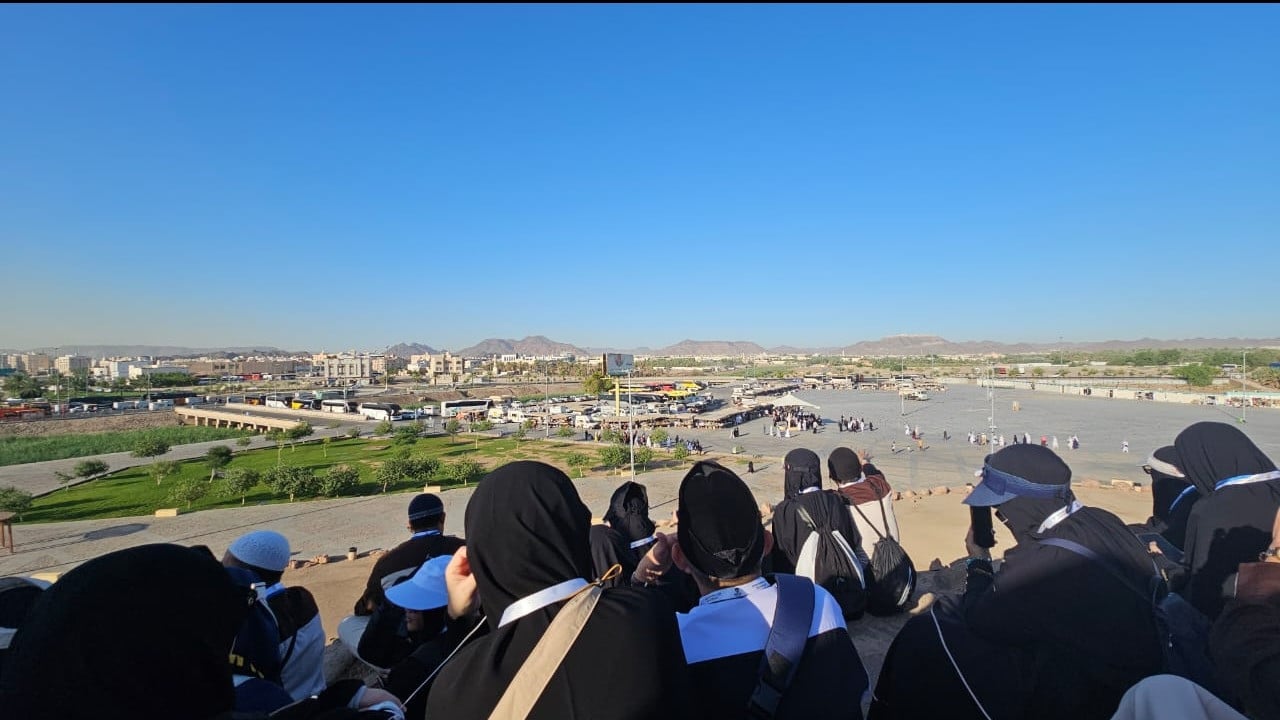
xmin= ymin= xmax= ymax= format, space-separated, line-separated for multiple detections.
xmin=1174 ymin=422 xmax=1280 ymax=618
xmin=1175 ymin=422 xmax=1277 ymax=496
xmin=783 ymin=448 xmax=823 ymax=499
xmin=988 ymin=445 xmax=1075 ymax=546
xmin=604 ymin=481 xmax=656 ymax=546
xmin=427 ymin=461 xmax=694 ymax=720
xmin=0 ymin=544 xmax=251 ymax=720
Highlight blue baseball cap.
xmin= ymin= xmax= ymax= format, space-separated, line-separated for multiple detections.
xmin=385 ymin=555 xmax=452 ymax=611
xmin=964 ymin=445 xmax=1073 ymax=507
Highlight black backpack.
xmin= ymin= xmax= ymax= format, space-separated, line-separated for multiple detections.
xmin=795 ymin=505 xmax=867 ymax=620
xmin=850 ymin=499 xmax=917 ymax=615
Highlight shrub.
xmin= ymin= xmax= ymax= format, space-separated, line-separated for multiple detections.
xmin=566 ymin=452 xmax=591 ymax=478
xmin=672 ymin=445 xmax=690 ymax=463
xmin=598 ymin=444 xmax=629 ymax=474
xmin=73 ymin=459 xmax=109 ymax=478
xmin=149 ymin=460 xmax=181 ymax=486
xmin=0 ymin=486 xmax=33 ymax=519
xmin=472 ymin=420 xmax=494 ymax=431
xmin=167 ymin=478 xmax=208 ymax=509
xmin=556 ymin=426 xmax=574 ymax=438
xmin=220 ymin=468 xmax=261 ymax=505
xmin=650 ymin=428 xmax=669 ymax=446
xmin=236 ymin=436 xmax=253 ymax=447
xmin=374 ymin=419 xmax=394 ymax=435
xmin=266 ymin=465 xmax=316 ymax=502
xmin=634 ymin=446 xmax=655 ymax=472
xmin=132 ymin=437 xmax=171 ymax=458
xmin=319 ymin=465 xmax=360 ymax=497
xmin=442 ymin=459 xmax=484 ymax=486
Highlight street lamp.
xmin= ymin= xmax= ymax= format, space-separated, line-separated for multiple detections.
xmin=1242 ymin=348 xmax=1249 ymax=424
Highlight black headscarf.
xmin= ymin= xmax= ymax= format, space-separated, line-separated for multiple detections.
xmin=0 ymin=543 xmax=252 ymax=720
xmin=465 ymin=460 xmax=593 ymax=629
xmin=1175 ymin=422 xmax=1277 ymax=496
xmin=827 ymin=447 xmax=863 ymax=484
xmin=603 ymin=481 xmax=656 ymax=546
xmin=783 ymin=448 xmax=823 ymax=499
xmin=1174 ymin=422 xmax=1280 ymax=618
xmin=428 ymin=461 xmax=694 ymax=719
xmin=988 ymin=445 xmax=1075 ymax=546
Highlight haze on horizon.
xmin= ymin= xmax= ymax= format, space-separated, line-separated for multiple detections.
xmin=2 ymin=5 xmax=1277 ymax=351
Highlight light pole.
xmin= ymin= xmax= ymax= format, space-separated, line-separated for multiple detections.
xmin=545 ymin=361 xmax=551 ymax=439
xmin=1242 ymin=349 xmax=1249 ymax=424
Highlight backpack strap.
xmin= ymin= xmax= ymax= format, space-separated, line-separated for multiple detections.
xmin=849 ymin=502 xmax=885 ymax=542
xmin=747 ymin=574 xmax=816 ymax=719
xmin=1037 ymin=537 xmax=1162 ymax=604
xmin=487 ymin=584 xmax=602 ymax=720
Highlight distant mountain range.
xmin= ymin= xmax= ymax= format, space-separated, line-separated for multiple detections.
xmin=6 ymin=335 xmax=1278 ymax=362
xmin=383 ymin=342 xmax=439 ymax=358
xmin=456 ymin=335 xmax=589 ymax=358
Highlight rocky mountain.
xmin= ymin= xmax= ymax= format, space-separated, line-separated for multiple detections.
xmin=654 ymin=340 xmax=768 ymax=357
xmin=456 ymin=335 xmax=589 ymax=358
xmin=384 ymin=342 xmax=439 ymax=358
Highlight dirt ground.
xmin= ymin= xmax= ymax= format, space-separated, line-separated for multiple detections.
xmin=0 ymin=411 xmax=182 ymax=439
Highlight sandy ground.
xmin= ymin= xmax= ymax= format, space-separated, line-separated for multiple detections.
xmin=0 ymin=410 xmax=180 ymax=438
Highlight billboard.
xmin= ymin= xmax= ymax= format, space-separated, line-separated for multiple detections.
xmin=602 ymin=353 xmax=635 ymax=377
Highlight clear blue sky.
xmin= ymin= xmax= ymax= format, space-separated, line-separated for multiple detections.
xmin=2 ymin=4 xmax=1276 ymax=352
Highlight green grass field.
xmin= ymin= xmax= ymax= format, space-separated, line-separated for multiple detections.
xmin=23 ymin=434 xmax=596 ymax=523
xmin=0 ymin=426 xmax=252 ymax=467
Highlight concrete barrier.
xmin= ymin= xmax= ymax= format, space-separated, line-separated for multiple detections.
xmin=154 ymin=508 xmax=181 ymax=517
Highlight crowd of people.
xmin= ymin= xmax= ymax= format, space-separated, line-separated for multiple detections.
xmin=964 ymin=430 xmax=1083 ymax=450
xmin=1 ymin=420 xmax=1278 ymax=720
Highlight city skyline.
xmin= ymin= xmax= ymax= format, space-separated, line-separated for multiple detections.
xmin=3 ymin=5 xmax=1277 ymax=350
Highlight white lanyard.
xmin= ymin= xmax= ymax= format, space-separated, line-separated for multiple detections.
xmin=799 ymin=486 xmax=820 ymax=495
xmin=629 ymin=534 xmax=657 ymax=550
xmin=698 ymin=576 xmax=772 ymax=606
xmin=498 ymin=578 xmax=588 ymax=627
xmin=838 ymin=477 xmax=866 ymax=488
xmin=258 ymin=582 xmax=287 ymax=600
xmin=411 ymin=529 xmax=441 ymax=539
xmin=1216 ymin=470 xmax=1280 ymax=490
xmin=1037 ymin=500 xmax=1083 ymax=534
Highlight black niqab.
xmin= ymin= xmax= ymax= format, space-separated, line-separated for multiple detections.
xmin=987 ymin=445 xmax=1075 ymax=545
xmin=1175 ymin=421 xmax=1276 ymax=495
xmin=0 ymin=543 xmax=250 ymax=720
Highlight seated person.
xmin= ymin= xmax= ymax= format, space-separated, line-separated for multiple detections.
xmin=355 ymin=493 xmax=464 ymax=616
xmin=0 ymin=576 xmax=47 ymax=681
xmin=670 ymin=460 xmax=869 ymax=719
xmin=1138 ymin=445 xmax=1199 ymax=552
xmin=223 ymin=529 xmax=326 ymax=700
xmin=869 ymin=445 xmax=1164 ymax=720
xmin=1174 ymin=422 xmax=1280 ymax=619
xmin=828 ymin=447 xmax=900 ymax=543
xmin=1210 ymin=507 xmax=1280 ymax=718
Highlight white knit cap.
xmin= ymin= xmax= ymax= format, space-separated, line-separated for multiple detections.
xmin=228 ymin=530 xmax=291 ymax=572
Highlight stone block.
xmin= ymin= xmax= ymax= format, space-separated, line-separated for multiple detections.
xmin=962 ymin=483 xmax=974 ymax=495
xmin=1079 ymin=479 xmax=1101 ymax=489
xmin=901 ymin=490 xmax=917 ymax=500
xmin=423 ymin=485 xmax=443 ymax=494
xmin=930 ymin=486 xmax=950 ymax=496
xmin=313 ymin=554 xmax=331 ymax=565
xmin=154 ymin=508 xmax=180 ymax=517
xmin=1111 ymin=479 xmax=1135 ymax=491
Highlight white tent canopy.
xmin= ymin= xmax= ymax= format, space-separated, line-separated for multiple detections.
xmin=769 ymin=393 xmax=820 ymax=409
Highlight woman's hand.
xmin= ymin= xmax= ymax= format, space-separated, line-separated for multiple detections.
xmin=445 ymin=547 xmax=478 ymax=618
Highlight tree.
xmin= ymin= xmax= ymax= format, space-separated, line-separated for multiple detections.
xmin=444 ymin=419 xmax=461 ymax=443
xmin=1031 ymin=367 xmax=1045 ymax=378
xmin=285 ymin=422 xmax=313 ymax=451
xmin=54 ymin=470 xmax=74 ymax=491
xmin=583 ymin=371 xmax=615 ymax=396
xmin=598 ymin=444 xmax=629 ymax=475
xmin=442 ymin=459 xmax=484 ymax=487
xmin=393 ymin=424 xmax=421 ymax=446
xmin=650 ymin=428 xmax=669 ymax=447
xmin=266 ymin=465 xmax=316 ymax=502
xmin=512 ymin=423 xmax=528 ymax=442
xmin=376 ymin=457 xmax=412 ymax=493
xmin=220 ymin=468 xmax=260 ymax=505
xmin=565 ymin=452 xmax=591 ymax=478
xmin=672 ymin=444 xmax=690 ymax=464
xmin=347 ymin=426 xmax=362 ymax=439
xmin=634 ymin=446 xmax=655 ymax=472
xmin=321 ymin=436 xmax=332 ymax=457
xmin=149 ymin=460 xmax=181 ymax=486
xmin=205 ymin=445 xmax=233 ymax=481
xmin=472 ymin=419 xmax=494 ymax=432
xmin=556 ymin=426 xmax=574 ymax=438
xmin=1173 ymin=363 xmax=1217 ymax=387
xmin=167 ymin=478 xmax=208 ymax=509
xmin=319 ymin=465 xmax=360 ymax=497
xmin=236 ymin=435 xmax=253 ymax=448
xmin=73 ymin=459 xmax=109 ymax=480
xmin=0 ymin=486 xmax=33 ymax=520
xmin=374 ymin=419 xmax=394 ymax=436
xmin=131 ymin=437 xmax=171 ymax=458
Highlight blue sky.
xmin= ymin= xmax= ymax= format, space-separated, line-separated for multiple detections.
xmin=2 ymin=4 xmax=1276 ymax=352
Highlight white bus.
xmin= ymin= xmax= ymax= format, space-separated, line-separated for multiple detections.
xmin=321 ymin=399 xmax=358 ymax=414
xmin=358 ymin=402 xmax=402 ymax=421
xmin=441 ymin=398 xmax=493 ymax=418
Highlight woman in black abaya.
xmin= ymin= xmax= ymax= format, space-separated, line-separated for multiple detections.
xmin=424 ymin=461 xmax=691 ymax=720
xmin=1175 ymin=421 xmax=1280 ymax=619
xmin=590 ymin=481 xmax=658 ymax=586
xmin=869 ymin=445 xmax=1163 ymax=720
